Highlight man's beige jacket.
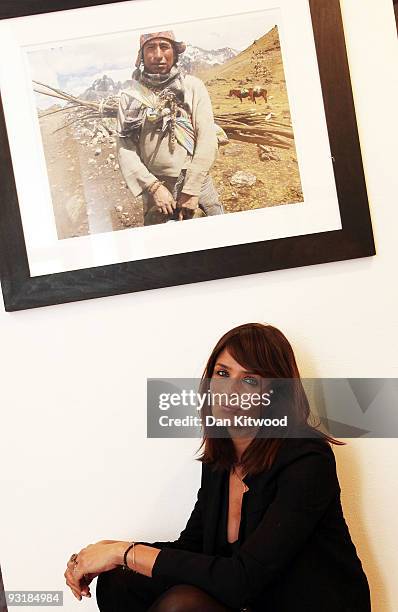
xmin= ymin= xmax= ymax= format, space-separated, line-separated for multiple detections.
xmin=117 ymin=75 xmax=218 ymax=197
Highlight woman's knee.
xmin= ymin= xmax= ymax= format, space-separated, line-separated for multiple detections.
xmin=96 ymin=567 xmax=126 ymax=610
xmin=96 ymin=569 xmax=114 ymax=608
xmin=149 ymin=584 xmax=228 ymax=612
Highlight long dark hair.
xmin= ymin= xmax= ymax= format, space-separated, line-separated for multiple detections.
xmin=195 ymin=322 xmax=344 ymax=475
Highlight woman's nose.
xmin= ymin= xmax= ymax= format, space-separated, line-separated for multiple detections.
xmin=226 ymin=376 xmax=243 ymax=396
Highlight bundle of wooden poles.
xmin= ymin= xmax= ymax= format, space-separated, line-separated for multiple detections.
xmin=214 ymin=111 xmax=293 ymax=148
xmin=33 ymin=81 xmax=293 ymax=147
xmin=33 ymin=81 xmax=119 ymax=132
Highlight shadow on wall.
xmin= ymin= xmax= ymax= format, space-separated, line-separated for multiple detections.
xmin=0 ymin=566 xmax=7 ymax=612
xmin=335 ymin=444 xmax=389 ymax=611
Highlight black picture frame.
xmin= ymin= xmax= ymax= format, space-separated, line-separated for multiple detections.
xmin=0 ymin=564 xmax=7 ymax=612
xmin=0 ymin=0 xmax=375 ymax=311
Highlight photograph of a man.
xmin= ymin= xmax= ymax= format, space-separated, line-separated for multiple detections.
xmin=116 ymin=31 xmax=225 ymax=225
xmin=30 ymin=10 xmax=304 ymax=240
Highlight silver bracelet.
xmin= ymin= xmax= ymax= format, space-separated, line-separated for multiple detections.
xmin=122 ymin=541 xmax=136 ymax=572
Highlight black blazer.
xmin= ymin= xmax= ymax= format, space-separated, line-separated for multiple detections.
xmin=141 ymin=436 xmax=371 ymax=611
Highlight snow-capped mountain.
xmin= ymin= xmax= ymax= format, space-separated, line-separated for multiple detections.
xmin=79 ymin=45 xmax=237 ymax=100
xmin=179 ymin=44 xmax=238 ymax=73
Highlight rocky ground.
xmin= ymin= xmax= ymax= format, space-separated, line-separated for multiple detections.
xmin=38 ymin=26 xmax=303 ymax=240
xmin=39 ymin=113 xmax=141 ymax=239
xmin=200 ymin=26 xmax=303 ymax=213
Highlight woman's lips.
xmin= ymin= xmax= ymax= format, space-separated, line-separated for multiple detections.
xmin=220 ymin=405 xmax=243 ymax=414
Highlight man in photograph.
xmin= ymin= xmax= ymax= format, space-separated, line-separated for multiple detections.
xmin=116 ymin=30 xmax=224 ymax=224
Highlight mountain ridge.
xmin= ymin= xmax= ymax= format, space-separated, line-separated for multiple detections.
xmin=79 ymin=44 xmax=238 ymax=101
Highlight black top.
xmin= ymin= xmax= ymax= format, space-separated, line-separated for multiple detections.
xmin=141 ymin=437 xmax=371 ymax=611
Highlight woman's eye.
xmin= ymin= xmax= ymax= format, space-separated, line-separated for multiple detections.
xmin=215 ymin=369 xmax=229 ymax=377
xmin=243 ymin=377 xmax=258 ymax=386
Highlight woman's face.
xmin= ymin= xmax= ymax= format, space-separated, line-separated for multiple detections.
xmin=209 ymin=348 xmax=271 ymax=435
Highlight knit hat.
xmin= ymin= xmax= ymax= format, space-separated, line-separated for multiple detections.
xmin=135 ymin=30 xmax=186 ymax=67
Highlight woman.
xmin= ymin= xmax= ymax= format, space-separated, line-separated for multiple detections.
xmin=64 ymin=323 xmax=371 ymax=611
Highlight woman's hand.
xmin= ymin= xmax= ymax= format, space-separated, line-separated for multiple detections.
xmin=177 ymin=194 xmax=199 ymax=221
xmin=151 ymin=184 xmax=177 ymax=215
xmin=64 ymin=540 xmax=126 ymax=601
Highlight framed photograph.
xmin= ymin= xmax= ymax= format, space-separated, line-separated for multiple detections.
xmin=0 ymin=0 xmax=374 ymax=311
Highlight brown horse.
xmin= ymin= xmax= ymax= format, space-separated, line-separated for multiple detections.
xmin=249 ymin=87 xmax=268 ymax=104
xmin=228 ymin=87 xmax=267 ymax=104
xmin=229 ymin=88 xmax=250 ymax=103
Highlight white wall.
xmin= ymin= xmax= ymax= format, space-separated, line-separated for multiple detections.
xmin=1 ymin=0 xmax=397 ymax=610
